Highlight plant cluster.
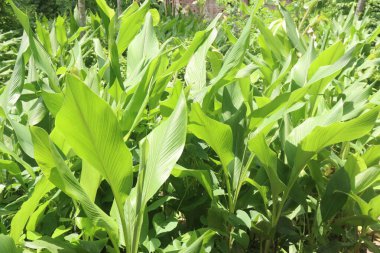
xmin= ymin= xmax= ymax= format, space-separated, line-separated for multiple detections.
xmin=0 ymin=0 xmax=379 ymax=252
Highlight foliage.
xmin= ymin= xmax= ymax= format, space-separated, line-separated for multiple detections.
xmin=0 ymin=0 xmax=380 ymax=252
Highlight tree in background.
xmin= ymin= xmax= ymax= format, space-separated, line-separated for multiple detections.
xmin=356 ymin=0 xmax=366 ymax=15
xmin=78 ymin=0 xmax=86 ymax=26
xmin=117 ymin=0 xmax=122 ymax=15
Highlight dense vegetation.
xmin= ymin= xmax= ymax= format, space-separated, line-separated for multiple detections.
xmin=0 ymin=0 xmax=379 ymax=252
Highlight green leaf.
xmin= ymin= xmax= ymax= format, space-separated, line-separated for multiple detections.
xmin=10 ymin=176 xmax=54 ymax=243
xmin=30 ymin=127 xmax=119 ymax=244
xmin=127 ymin=12 xmax=159 ymax=77
xmin=203 ymin=13 xmax=253 ymax=108
xmin=8 ymin=118 xmax=34 ymax=158
xmin=8 ymin=0 xmax=60 ymax=92
xmin=279 ymin=5 xmax=306 ymax=53
xmin=162 ymin=14 xmax=221 ymax=77
xmin=55 ymin=16 xmax=67 ymax=47
xmin=121 ymin=57 xmax=161 ymax=134
xmin=369 ymin=195 xmax=380 ymax=219
xmin=294 ymin=107 xmax=380 ymax=174
xmin=186 ymin=28 xmax=217 ymax=102
xmin=80 ymin=161 xmax=102 ymax=202
xmin=291 ymin=40 xmax=315 ymax=87
xmin=0 ymin=32 xmax=29 ymax=108
xmin=41 ymin=91 xmax=64 ymax=117
xmin=254 ymin=17 xmax=284 ymax=60
xmin=172 ymin=165 xmax=214 ymax=199
xmin=142 ymin=238 xmax=161 ymax=253
xmin=248 ymin=133 xmax=285 ymax=196
xmin=136 ymin=91 xmax=187 ymax=207
xmin=362 ymin=145 xmax=380 ymax=167
xmin=0 ymin=234 xmax=18 ymax=253
xmin=188 ymin=103 xmax=234 ymax=169
xmin=320 ymin=168 xmax=351 ymax=222
xmin=355 ymin=166 xmax=380 ymax=193
xmin=124 ymin=91 xmax=187 ymax=252
xmin=153 ymin=213 xmax=178 ymax=236
xmin=307 ymin=44 xmax=361 ymax=95
xmin=287 ymin=100 xmax=343 ymax=147
xmin=0 ymin=159 xmax=23 ymax=184
xmin=0 ymin=142 xmax=35 ymax=178
xmin=301 ymin=108 xmax=379 ymax=153
xmin=235 ymin=210 xmax=251 ymax=228
xmin=178 ymin=230 xmax=216 ymax=253
xmin=307 ymin=41 xmax=344 ymax=79
xmin=95 ymin=0 xmax=115 ymax=20
xmin=55 ymin=74 xmax=133 ymax=208
xmin=117 ymin=0 xmax=150 ymax=54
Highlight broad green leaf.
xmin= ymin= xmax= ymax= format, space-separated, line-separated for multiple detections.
xmin=249 ymin=86 xmax=308 ymax=133
xmin=0 ymin=159 xmax=23 ymax=184
xmin=153 ymin=213 xmax=178 ymax=236
xmin=294 ymin=107 xmax=380 ymax=174
xmin=355 ymin=166 xmax=380 ymax=193
xmin=142 ymin=238 xmax=160 ymax=253
xmin=10 ymin=176 xmax=54 ymax=243
xmin=96 ymin=0 xmax=115 ymax=20
xmin=362 ymin=145 xmax=380 ymax=167
xmin=8 ymin=118 xmax=34 ymax=158
xmin=26 ymin=199 xmax=52 ymax=232
xmin=124 ymin=91 xmax=187 ymax=253
xmin=162 ymin=14 xmax=221 ymax=77
xmin=117 ymin=0 xmax=150 ymax=54
xmin=245 ymin=178 xmax=268 ymax=207
xmin=185 ymin=28 xmax=218 ymax=102
xmin=307 ymin=44 xmax=361 ymax=95
xmin=254 ymin=17 xmax=284 ymax=60
xmin=24 ymin=236 xmax=103 ymax=253
xmin=160 ymin=80 xmax=182 ymax=118
xmin=369 ymin=195 xmax=380 ymax=219
xmin=0 ymin=142 xmax=35 ymax=178
xmin=236 ymin=210 xmax=251 ymax=228
xmin=31 ymin=127 xmax=119 ymax=243
xmin=136 ymin=91 xmax=187 ymax=207
xmin=291 ymin=40 xmax=315 ymax=86
xmin=188 ymin=103 xmax=234 ymax=169
xmin=55 ymin=16 xmax=67 ymax=47
xmin=285 ymin=100 xmax=344 ymax=165
xmin=345 ymin=154 xmax=367 ymax=188
xmin=121 ymin=55 xmax=163 ymax=135
xmin=0 ymin=234 xmax=18 ymax=253
xmin=80 ymin=161 xmax=102 ymax=202
xmin=308 ymin=41 xmax=344 ymax=79
xmin=172 ymin=165 xmax=214 ymax=199
xmin=178 ymin=230 xmax=216 ymax=253
xmin=107 ymin=15 xmax=123 ymax=100
xmin=127 ymin=12 xmax=159 ymax=77
xmin=55 ymin=74 xmax=133 ymax=208
xmin=344 ymin=193 xmax=371 ymax=217
xmin=248 ymin=133 xmax=285 ymax=196
xmin=0 ymin=32 xmax=29 ymax=108
xmin=8 ymin=0 xmax=60 ymax=92
xmin=41 ymin=91 xmax=64 ymax=117
xmin=279 ymin=5 xmax=306 ymax=53
xmin=147 ymin=196 xmax=177 ymax=212
xmin=149 ymin=8 xmax=160 ymax=26
xmin=203 ymin=13 xmax=253 ymax=108
xmin=287 ymin=100 xmax=343 ymax=146
xmin=320 ymin=168 xmax=351 ymax=221
xmin=300 ymin=107 xmax=379 ymax=153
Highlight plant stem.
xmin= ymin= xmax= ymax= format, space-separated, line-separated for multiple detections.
xmin=264 ymin=239 xmax=271 ymax=253
xmin=116 ymin=200 xmax=130 ymax=253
